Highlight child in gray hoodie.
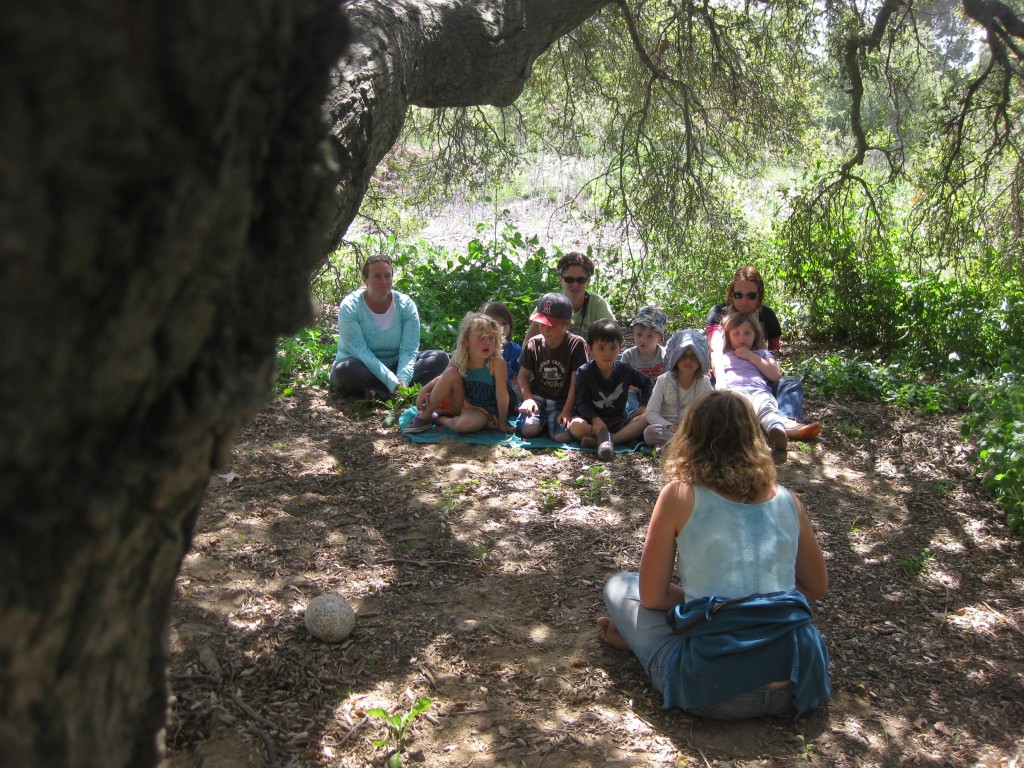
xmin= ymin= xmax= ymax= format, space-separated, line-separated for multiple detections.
xmin=643 ymin=329 xmax=713 ymax=449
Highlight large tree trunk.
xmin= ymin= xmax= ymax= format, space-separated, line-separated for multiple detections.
xmin=0 ymin=1 xmax=606 ymax=765
xmin=0 ymin=2 xmax=350 ymax=764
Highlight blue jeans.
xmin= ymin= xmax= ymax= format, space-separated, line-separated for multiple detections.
xmin=516 ymin=395 xmax=570 ymax=440
xmin=625 ymin=390 xmax=641 ymax=416
xmin=776 ymin=376 xmax=803 ymax=421
xmin=603 ymin=572 xmax=795 ymax=719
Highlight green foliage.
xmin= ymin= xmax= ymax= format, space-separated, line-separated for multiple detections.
xmin=368 ymin=696 xmax=432 ymax=767
xmin=961 ymin=358 xmax=1024 ymax=536
xmin=575 ymin=465 xmax=613 ymax=504
xmin=275 ymin=327 xmax=336 ymax=396
xmin=538 ymin=477 xmax=564 ymax=512
xmin=439 ymin=478 xmax=480 ymax=515
xmin=383 ymin=384 xmax=421 ymax=428
xmin=789 ymin=351 xmax=975 ymax=414
xmin=390 ymin=223 xmax=559 ymax=352
xmin=898 ymin=547 xmax=936 ymax=577
xmin=778 ymin=194 xmax=905 ymax=349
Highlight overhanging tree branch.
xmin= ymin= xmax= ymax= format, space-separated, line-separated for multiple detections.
xmin=839 ymin=0 xmax=903 ymax=176
xmin=324 ymin=0 xmax=612 ymax=247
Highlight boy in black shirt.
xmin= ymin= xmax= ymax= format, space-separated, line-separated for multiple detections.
xmin=570 ymin=319 xmax=653 ymax=460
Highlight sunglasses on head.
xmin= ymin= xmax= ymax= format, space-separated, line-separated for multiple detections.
xmin=733 ymin=291 xmax=759 ymax=300
xmin=561 ymin=275 xmax=589 ymax=284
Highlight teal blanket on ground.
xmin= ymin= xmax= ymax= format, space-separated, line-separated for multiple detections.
xmin=397 ymin=407 xmax=651 ymax=454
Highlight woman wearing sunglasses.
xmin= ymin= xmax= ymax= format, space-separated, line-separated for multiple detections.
xmin=706 ymin=266 xmax=821 ymax=440
xmin=529 ymin=251 xmax=615 ymax=340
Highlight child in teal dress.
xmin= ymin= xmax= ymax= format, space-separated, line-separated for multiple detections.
xmin=405 ymin=312 xmax=514 ymax=434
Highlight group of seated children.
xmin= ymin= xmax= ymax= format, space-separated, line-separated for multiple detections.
xmin=405 ymin=292 xmax=814 ymax=457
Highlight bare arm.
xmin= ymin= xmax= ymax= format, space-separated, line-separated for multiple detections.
xmin=638 ymin=481 xmax=693 ymax=610
xmin=793 ymin=494 xmax=828 ymax=601
xmin=517 ymin=365 xmax=536 ymax=413
xmin=735 ymin=348 xmax=782 ymax=382
xmin=559 ymin=372 xmax=577 ymax=427
xmin=491 ymin=358 xmax=514 ymax=431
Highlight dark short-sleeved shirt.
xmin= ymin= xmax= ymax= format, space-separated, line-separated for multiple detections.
xmin=519 ymin=332 xmax=588 ymax=401
xmin=574 ymin=360 xmax=653 ymax=421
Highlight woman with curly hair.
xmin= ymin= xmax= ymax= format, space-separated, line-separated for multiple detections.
xmin=598 ymin=390 xmax=831 ymax=719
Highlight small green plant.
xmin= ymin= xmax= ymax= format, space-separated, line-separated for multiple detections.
xmin=470 ymin=541 xmax=490 ymax=559
xmin=439 ymin=478 xmax=480 ymax=514
xmin=383 ymin=383 xmax=422 ymax=427
xmin=365 ymin=650 xmax=381 ymax=672
xmin=576 ymin=465 xmax=613 ymax=504
xmin=538 ymin=477 xmax=564 ymax=512
xmin=794 ymin=732 xmax=815 ymax=760
xmin=367 ymin=696 xmax=432 ymax=767
xmin=848 ymin=517 xmax=863 ymax=535
xmin=899 ymin=547 xmax=936 ymax=576
xmin=923 ymin=480 xmax=955 ymax=497
xmin=275 ymin=327 xmax=336 ymax=396
xmin=834 ymin=420 xmax=867 ymax=438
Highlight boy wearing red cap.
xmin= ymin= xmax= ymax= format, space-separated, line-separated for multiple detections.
xmin=517 ymin=292 xmax=589 ymax=442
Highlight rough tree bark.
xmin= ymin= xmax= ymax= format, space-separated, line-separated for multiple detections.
xmin=324 ymin=0 xmax=611 ymax=245
xmin=0 ymin=1 xmax=607 ymax=765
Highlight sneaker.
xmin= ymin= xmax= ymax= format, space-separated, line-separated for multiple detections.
xmin=597 ymin=429 xmax=614 ymax=461
xmin=767 ymin=427 xmax=788 ymax=452
xmin=403 ymin=412 xmax=436 ymax=434
xmin=786 ymin=421 xmax=822 ymax=441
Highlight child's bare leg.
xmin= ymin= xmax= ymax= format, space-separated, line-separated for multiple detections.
xmin=568 ymin=417 xmax=594 ymax=441
xmin=437 ymin=408 xmax=489 ymax=433
xmin=596 ymin=617 xmax=631 ymax=651
xmin=611 ymin=416 xmax=647 ymax=445
xmin=427 ymin=368 xmax=466 ymax=413
xmin=415 ymin=376 xmax=441 ymax=410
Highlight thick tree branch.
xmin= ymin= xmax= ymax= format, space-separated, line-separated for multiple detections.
xmin=323 ymin=0 xmax=611 ymax=247
xmin=840 ymin=0 xmax=903 ymax=176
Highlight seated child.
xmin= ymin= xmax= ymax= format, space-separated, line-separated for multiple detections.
xmin=404 ymin=312 xmax=514 ymax=434
xmin=712 ymin=310 xmax=793 ymax=452
xmin=619 ymin=305 xmax=667 ymax=415
xmin=481 ymin=301 xmax=522 ymax=408
xmin=517 ymin=293 xmax=589 ymax=442
xmin=644 ymin=329 xmax=713 ymax=449
xmin=570 ymin=319 xmax=654 ymax=461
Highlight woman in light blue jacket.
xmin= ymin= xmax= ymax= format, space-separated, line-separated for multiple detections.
xmin=330 ymin=255 xmax=448 ymax=398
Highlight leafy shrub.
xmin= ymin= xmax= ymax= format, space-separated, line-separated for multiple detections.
xmin=275 ymin=327 xmax=336 ymax=395
xmin=961 ymin=358 xmax=1024 ymax=536
xmin=892 ymin=274 xmax=1011 ymax=370
xmin=790 ymin=351 xmax=975 ymax=414
xmin=392 ymin=223 xmax=559 ymax=352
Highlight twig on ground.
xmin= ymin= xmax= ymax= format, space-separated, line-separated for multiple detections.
xmin=378 ymin=557 xmax=479 ymax=568
xmin=336 ymin=715 xmax=368 ymax=747
xmin=233 ymin=693 xmax=285 ymax=733
xmin=246 ymin=723 xmax=278 ymax=765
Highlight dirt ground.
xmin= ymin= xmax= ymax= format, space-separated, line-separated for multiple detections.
xmin=165 ymin=386 xmax=1024 ymax=768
